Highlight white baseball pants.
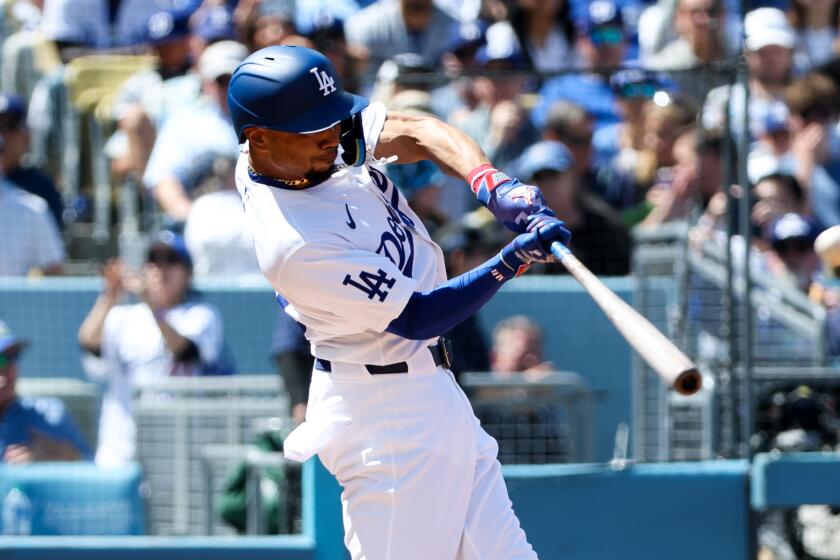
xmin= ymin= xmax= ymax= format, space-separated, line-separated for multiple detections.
xmin=290 ymin=364 xmax=537 ymax=560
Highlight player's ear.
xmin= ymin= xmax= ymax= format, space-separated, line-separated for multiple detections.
xmin=244 ymin=127 xmax=266 ymax=150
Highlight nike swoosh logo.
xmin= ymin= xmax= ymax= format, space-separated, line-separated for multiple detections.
xmin=345 ymin=204 xmax=356 ymax=229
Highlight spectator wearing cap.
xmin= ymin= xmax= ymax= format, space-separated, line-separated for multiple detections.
xmin=371 ymin=52 xmax=438 ymax=108
xmin=303 ymin=14 xmax=363 ymax=95
xmin=702 ymin=8 xmax=794 ymax=148
xmin=143 ymin=40 xmax=247 ymax=222
xmin=191 ymin=3 xmax=238 ymax=57
xmin=78 ymin=231 xmax=232 ymax=468
xmin=0 ymin=319 xmax=92 ymax=464
xmin=448 ymin=22 xmax=537 ymax=169
xmin=431 ymin=20 xmax=486 ymax=121
xmin=107 ymin=8 xmax=201 ymax=182
xmin=810 ymin=225 xmax=840 ymax=356
xmin=530 ymin=0 xmax=626 ymax=134
xmin=785 ymin=72 xmax=840 ymax=228
xmin=0 ymin=92 xmax=63 ymax=228
xmin=515 ymin=140 xmax=631 ymax=275
xmin=345 ymin=0 xmax=459 ymax=89
xmin=387 ymin=159 xmax=449 ymax=235
xmin=765 ymin=213 xmax=821 ymax=293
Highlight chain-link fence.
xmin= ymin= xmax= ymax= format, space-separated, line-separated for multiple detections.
xmin=632 ymin=223 xmax=829 ymax=462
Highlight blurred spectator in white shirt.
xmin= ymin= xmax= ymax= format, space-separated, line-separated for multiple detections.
xmin=78 ymin=231 xmax=232 ymax=468
xmin=184 ymin=154 xmax=263 ymax=279
xmin=789 ymin=0 xmax=840 ymax=74
xmin=143 ymin=40 xmax=246 ymax=222
xmin=0 ymin=177 xmax=64 ymax=276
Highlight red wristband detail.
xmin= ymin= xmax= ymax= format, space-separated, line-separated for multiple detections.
xmin=467 ymin=164 xmax=495 ymax=193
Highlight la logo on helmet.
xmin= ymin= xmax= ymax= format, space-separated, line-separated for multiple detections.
xmin=309 ymin=67 xmax=336 ymax=96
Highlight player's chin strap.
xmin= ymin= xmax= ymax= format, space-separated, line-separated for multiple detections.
xmin=339 ymin=114 xmax=366 ymax=167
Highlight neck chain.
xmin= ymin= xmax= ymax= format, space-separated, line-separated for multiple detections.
xmin=248 ymin=164 xmax=311 ymax=187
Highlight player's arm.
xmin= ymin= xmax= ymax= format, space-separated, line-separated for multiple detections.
xmin=386 ymin=217 xmax=570 ymax=340
xmin=375 ymin=111 xmax=553 ymax=233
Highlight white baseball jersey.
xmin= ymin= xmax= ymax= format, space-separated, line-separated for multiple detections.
xmin=235 ymin=101 xmax=447 ymax=366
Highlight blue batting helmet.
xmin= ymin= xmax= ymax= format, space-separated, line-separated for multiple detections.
xmin=227 ymin=46 xmax=368 ymax=143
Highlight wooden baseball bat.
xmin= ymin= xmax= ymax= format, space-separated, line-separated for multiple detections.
xmin=550 ymin=242 xmax=701 ymax=396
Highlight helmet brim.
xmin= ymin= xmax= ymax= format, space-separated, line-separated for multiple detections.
xmin=242 ymin=91 xmax=369 ymax=138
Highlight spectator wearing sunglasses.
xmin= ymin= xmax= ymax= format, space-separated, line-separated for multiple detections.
xmin=78 ymin=231 xmax=232 ymax=468
xmin=0 ymin=320 xmax=91 ymax=464
xmin=530 ymin=0 xmax=627 ymax=136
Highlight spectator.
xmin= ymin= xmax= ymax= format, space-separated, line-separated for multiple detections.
xmin=494 ymin=0 xmax=576 ymax=75
xmin=108 ymin=8 xmax=201 ymax=182
xmin=642 ymin=0 xmax=729 ymax=70
xmin=747 ymin=102 xmax=796 ymax=184
xmin=753 ymin=173 xmax=809 ymax=241
xmin=641 ymin=125 xmax=721 ymax=228
xmin=542 ymin=100 xmax=637 ymax=217
xmin=432 ymin=19 xmax=486 ymax=120
xmin=702 ymin=8 xmax=795 ymax=147
xmin=515 ymin=139 xmax=631 ymax=275
xmin=765 ymin=213 xmax=821 ymax=293
xmin=371 ymin=52 xmax=438 ymax=108
xmin=490 ymin=315 xmax=552 ymax=375
xmin=642 ymin=0 xmax=733 ymax=101
xmin=785 ymin=72 xmax=840 ymax=228
xmin=235 ymin=0 xmax=296 ymax=52
xmin=634 ymin=92 xmax=697 ymax=199
xmin=789 ymin=0 xmax=840 ymax=74
xmin=448 ymin=26 xmax=536 ymax=169
xmin=0 ymin=92 xmax=63 ymax=228
xmin=191 ymin=3 xmax=238 ymax=58
xmin=604 ymin=68 xmax=665 ymax=202
xmin=345 ymin=0 xmax=459 ymax=87
xmin=143 ymin=40 xmax=246 ymax=223
xmin=530 ymin=0 xmax=626 ymax=133
xmin=183 ymin=154 xmax=262 ymax=278
xmin=0 ymin=166 xmax=65 ymax=277
xmin=387 ymin=158 xmax=448 ymax=235
xmin=0 ymin=319 xmax=92 ymax=464
xmin=78 ymin=232 xmax=232 ymax=468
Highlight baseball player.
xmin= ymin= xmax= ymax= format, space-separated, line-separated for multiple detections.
xmin=228 ymin=46 xmax=569 ymax=560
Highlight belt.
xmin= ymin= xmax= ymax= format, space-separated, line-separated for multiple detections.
xmin=315 ymin=337 xmax=453 ymax=375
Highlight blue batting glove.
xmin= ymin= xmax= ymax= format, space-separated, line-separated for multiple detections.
xmin=468 ymin=165 xmax=552 ymax=233
xmin=498 ymin=216 xmax=569 ymax=276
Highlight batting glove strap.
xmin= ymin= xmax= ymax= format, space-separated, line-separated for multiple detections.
xmin=468 ymin=164 xmax=515 ymax=205
xmin=499 ymin=244 xmax=533 ymax=278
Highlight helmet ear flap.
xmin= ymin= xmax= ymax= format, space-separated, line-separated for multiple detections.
xmin=340 ymin=114 xmax=366 ymax=167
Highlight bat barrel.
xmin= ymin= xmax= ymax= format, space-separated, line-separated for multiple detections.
xmin=674 ymin=368 xmax=702 ymax=396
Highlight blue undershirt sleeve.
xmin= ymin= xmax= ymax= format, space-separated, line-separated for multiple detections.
xmin=385 ymin=252 xmax=521 ymax=340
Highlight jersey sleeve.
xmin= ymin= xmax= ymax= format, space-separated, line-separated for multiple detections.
xmin=278 ymin=242 xmax=417 ymax=335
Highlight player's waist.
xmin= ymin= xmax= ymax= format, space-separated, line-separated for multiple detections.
xmin=314 ymin=337 xmax=453 ymax=377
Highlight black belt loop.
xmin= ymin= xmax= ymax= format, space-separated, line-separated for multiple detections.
xmin=315 ymin=337 xmax=453 ymax=375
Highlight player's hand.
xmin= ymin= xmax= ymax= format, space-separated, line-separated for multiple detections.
xmin=468 ymin=165 xmax=552 ymax=233
xmin=500 ymin=216 xmax=570 ymax=274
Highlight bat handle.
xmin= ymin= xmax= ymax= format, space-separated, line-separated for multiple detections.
xmin=550 ymin=241 xmax=571 ymax=260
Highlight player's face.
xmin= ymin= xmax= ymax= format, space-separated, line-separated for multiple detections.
xmin=251 ymin=125 xmax=341 ymax=183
